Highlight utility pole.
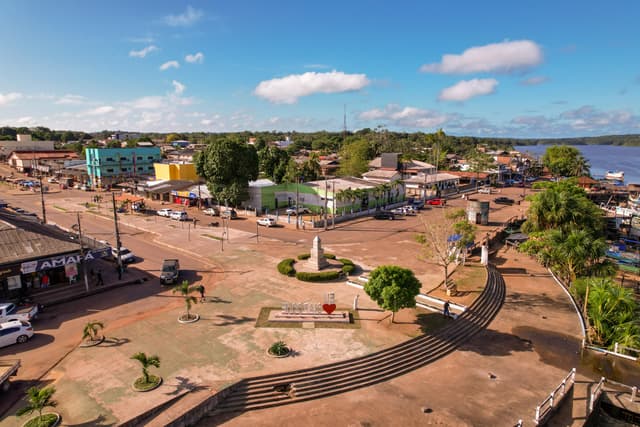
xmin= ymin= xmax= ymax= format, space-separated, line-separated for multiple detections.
xmin=256 ymin=221 xmax=259 ymax=243
xmin=324 ymin=177 xmax=328 ymax=231
xmin=38 ymin=175 xmax=47 ymax=224
xmin=111 ymin=192 xmax=123 ymax=273
xmin=332 ymin=179 xmax=336 ymax=229
xmin=76 ymin=213 xmax=90 ymax=292
xmin=295 ymin=177 xmax=300 ymax=230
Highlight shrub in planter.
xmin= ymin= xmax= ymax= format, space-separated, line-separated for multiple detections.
xmin=295 ymin=271 xmax=341 ymax=282
xmin=342 ymin=264 xmax=356 ymax=275
xmin=16 ymin=386 xmax=59 ymax=427
xmin=277 ymin=258 xmax=296 ymax=276
xmin=324 ymin=253 xmax=336 ymax=259
xmin=131 ymin=352 xmax=162 ymax=391
xmin=297 ymin=253 xmax=310 ymax=260
xmin=268 ymin=341 xmax=290 ymax=356
xmin=339 ymin=258 xmax=354 ymax=266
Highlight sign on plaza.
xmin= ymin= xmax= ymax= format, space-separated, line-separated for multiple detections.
xmin=21 ymin=247 xmax=111 ymax=274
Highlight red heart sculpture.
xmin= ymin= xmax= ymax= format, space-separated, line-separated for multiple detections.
xmin=322 ymin=304 xmax=336 ymax=314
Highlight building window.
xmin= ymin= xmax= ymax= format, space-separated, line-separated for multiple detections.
xmin=137 ymin=167 xmax=143 ymax=171
xmin=121 ymin=168 xmax=128 ymax=172
xmin=147 ymin=156 xmax=154 ymax=160
xmin=106 ymin=168 xmax=114 ymax=173
xmin=137 ymin=156 xmax=143 ymax=161
xmin=106 ymin=157 xmax=114 ymax=162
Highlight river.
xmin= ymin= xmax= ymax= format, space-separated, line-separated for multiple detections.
xmin=514 ymin=145 xmax=640 ymax=184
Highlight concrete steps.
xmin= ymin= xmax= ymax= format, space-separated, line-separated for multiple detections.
xmin=211 ymin=264 xmax=505 ymax=414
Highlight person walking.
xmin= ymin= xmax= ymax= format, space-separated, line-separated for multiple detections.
xmin=443 ymin=300 xmax=451 ymax=318
xmin=198 ymin=285 xmax=206 ymax=302
xmin=96 ymin=269 xmax=104 ymax=287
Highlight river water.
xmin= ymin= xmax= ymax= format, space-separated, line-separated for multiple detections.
xmin=515 ymin=145 xmax=640 ymax=185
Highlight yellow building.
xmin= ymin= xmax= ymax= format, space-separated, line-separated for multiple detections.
xmin=154 ymin=163 xmax=198 ymax=182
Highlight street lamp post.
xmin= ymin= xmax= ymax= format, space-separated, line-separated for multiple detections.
xmin=76 ymin=213 xmax=90 ymax=292
xmin=111 ymin=192 xmax=123 ymax=274
xmin=38 ymin=175 xmax=47 ymax=224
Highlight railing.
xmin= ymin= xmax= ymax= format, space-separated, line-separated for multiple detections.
xmin=534 ymin=368 xmax=576 ymax=425
xmin=589 ymin=377 xmax=606 ymax=412
xmin=614 ymin=343 xmax=640 ymax=360
xmin=583 ymin=340 xmax=639 ymax=362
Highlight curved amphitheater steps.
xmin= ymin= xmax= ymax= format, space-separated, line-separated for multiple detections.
xmin=212 ymin=264 xmax=506 ymax=414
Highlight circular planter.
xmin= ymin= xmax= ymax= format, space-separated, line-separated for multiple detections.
xmin=79 ymin=335 xmax=105 ymax=348
xmin=131 ymin=375 xmax=163 ymax=392
xmin=22 ymin=412 xmax=61 ymax=427
xmin=177 ymin=313 xmax=200 ymax=324
xmin=267 ymin=347 xmax=291 ymax=358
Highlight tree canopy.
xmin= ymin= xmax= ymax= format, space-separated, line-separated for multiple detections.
xmin=364 ymin=265 xmax=421 ymax=323
xmin=542 ymin=145 xmax=590 ymax=177
xmin=338 ymin=138 xmax=374 ymax=177
xmin=195 ymin=138 xmax=259 ymax=205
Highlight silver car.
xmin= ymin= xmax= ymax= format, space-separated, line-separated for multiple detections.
xmin=0 ymin=320 xmax=34 ymax=348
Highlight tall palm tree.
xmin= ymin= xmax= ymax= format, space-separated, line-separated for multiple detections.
xmin=131 ymin=352 xmax=160 ymax=384
xmin=173 ymin=280 xmax=199 ymax=320
xmin=82 ymin=320 xmax=104 ymax=342
xmin=16 ymin=386 xmax=57 ymax=422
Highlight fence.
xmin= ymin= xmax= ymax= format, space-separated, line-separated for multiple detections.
xmin=589 ymin=377 xmax=638 ymax=413
xmin=583 ymin=340 xmax=640 ymax=362
xmin=534 ymin=368 xmax=576 ymax=425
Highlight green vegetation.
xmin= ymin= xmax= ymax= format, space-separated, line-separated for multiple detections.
xmin=172 ymin=280 xmax=198 ymax=321
xmin=268 ymin=341 xmax=290 ymax=356
xmin=16 ymin=386 xmax=58 ymax=426
xmin=339 ymin=258 xmax=356 ymax=275
xmin=277 ymin=259 xmax=296 ymax=276
xmin=542 ymin=145 xmax=590 ymax=177
xmin=295 ymin=271 xmax=341 ymax=282
xmin=297 ymin=253 xmax=310 ymax=260
xmin=324 ymin=253 xmax=336 ymax=259
xmin=364 ymin=265 xmax=422 ymax=323
xmin=82 ymin=320 xmax=104 ymax=342
xmin=131 ymin=352 xmax=161 ymax=390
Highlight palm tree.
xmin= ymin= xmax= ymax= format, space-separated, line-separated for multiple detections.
xmin=82 ymin=320 xmax=104 ymax=342
xmin=16 ymin=386 xmax=57 ymax=422
xmin=173 ymin=280 xmax=198 ymax=321
xmin=131 ymin=352 xmax=160 ymax=384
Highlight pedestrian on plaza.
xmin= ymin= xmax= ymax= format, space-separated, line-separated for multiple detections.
xmin=443 ymin=300 xmax=451 ymax=318
xmin=198 ymin=285 xmax=206 ymax=302
xmin=117 ymin=265 xmax=122 ymax=280
xmin=41 ymin=273 xmax=49 ymax=288
xmin=96 ymin=269 xmax=104 ymax=287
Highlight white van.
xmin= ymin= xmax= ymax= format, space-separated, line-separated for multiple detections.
xmin=170 ymin=211 xmax=188 ymax=221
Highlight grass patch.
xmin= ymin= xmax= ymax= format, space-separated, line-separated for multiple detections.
xmin=255 ymin=307 xmax=360 ymax=329
xmin=53 ymin=205 xmax=68 ymax=212
xmin=452 ymin=264 xmax=488 ymax=293
xmin=133 ymin=374 xmax=161 ymax=391
xmin=202 ymin=234 xmax=222 ymax=241
xmin=23 ymin=413 xmax=58 ymax=427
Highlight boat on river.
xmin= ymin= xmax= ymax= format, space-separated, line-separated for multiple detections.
xmin=605 ymin=170 xmax=625 ymax=181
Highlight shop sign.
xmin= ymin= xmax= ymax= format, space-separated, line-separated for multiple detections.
xmin=65 ymin=263 xmax=78 ymax=278
xmin=20 ymin=247 xmax=111 ymax=274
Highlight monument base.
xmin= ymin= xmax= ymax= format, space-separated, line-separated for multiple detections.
xmin=268 ymin=310 xmax=350 ymax=324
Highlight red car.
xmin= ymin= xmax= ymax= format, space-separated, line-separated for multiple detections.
xmin=426 ymin=198 xmax=445 ymax=206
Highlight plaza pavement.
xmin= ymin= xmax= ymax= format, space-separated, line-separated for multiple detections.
xmin=0 ymin=185 xmax=596 ymax=426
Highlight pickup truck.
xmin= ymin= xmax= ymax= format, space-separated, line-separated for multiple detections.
xmin=0 ymin=303 xmax=38 ymax=323
xmin=0 ymin=359 xmax=20 ymax=392
xmin=160 ymin=259 xmax=180 ymax=285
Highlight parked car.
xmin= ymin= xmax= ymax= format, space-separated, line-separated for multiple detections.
xmin=285 ymin=206 xmax=311 ymax=215
xmin=426 ymin=198 xmax=445 ymax=206
xmin=221 ymin=209 xmax=238 ymax=219
xmin=0 ymin=321 xmax=34 ymax=348
xmin=478 ymin=187 xmax=492 ymax=194
xmin=402 ymin=205 xmax=417 ymax=215
xmin=391 ymin=207 xmax=406 ymax=216
xmin=373 ymin=210 xmax=395 ymax=220
xmin=170 ymin=211 xmax=188 ymax=221
xmin=257 ymin=217 xmax=276 ymax=227
xmin=203 ymin=207 xmax=218 ymax=216
xmin=494 ymin=197 xmax=515 ymax=205
xmin=47 ymin=177 xmax=58 ymax=183
xmin=157 ymin=208 xmax=173 ymax=217
xmin=160 ymin=259 xmax=180 ymax=285
xmin=112 ymin=247 xmax=135 ymax=264
xmin=0 ymin=303 xmax=38 ymax=323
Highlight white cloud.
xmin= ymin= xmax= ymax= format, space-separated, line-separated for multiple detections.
xmin=81 ymin=105 xmax=115 ymax=116
xmin=254 ymin=70 xmax=370 ymax=104
xmin=0 ymin=92 xmax=23 ymax=106
xmin=172 ymin=80 xmax=186 ymax=95
xmin=128 ymin=96 xmax=166 ymax=109
xmin=520 ymin=76 xmax=549 ymax=86
xmin=55 ymin=94 xmax=87 ymax=105
xmin=15 ymin=116 xmax=33 ymax=124
xmin=164 ymin=6 xmax=203 ymax=27
xmin=185 ymin=52 xmax=204 ymax=63
xmin=304 ymin=64 xmax=330 ymax=69
xmin=359 ymin=104 xmax=451 ymax=128
xmin=421 ymin=40 xmax=543 ymax=74
xmin=438 ymin=78 xmax=498 ymax=101
xmin=129 ymin=45 xmax=159 ymax=58
xmin=160 ymin=60 xmax=180 ymax=71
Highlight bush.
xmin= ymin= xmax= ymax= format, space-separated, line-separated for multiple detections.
xmin=295 ymin=271 xmax=341 ymax=282
xmin=268 ymin=341 xmax=290 ymax=356
xmin=277 ymin=259 xmax=296 ymax=276
xmin=342 ymin=264 xmax=356 ymax=275
xmin=297 ymin=253 xmax=310 ymax=260
xmin=324 ymin=253 xmax=336 ymax=259
xmin=339 ymin=258 xmax=354 ymax=265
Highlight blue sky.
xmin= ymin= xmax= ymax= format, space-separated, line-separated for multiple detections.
xmin=1 ymin=1 xmax=639 ymax=137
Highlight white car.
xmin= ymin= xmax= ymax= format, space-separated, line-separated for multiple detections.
xmin=391 ymin=207 xmax=406 ymax=216
xmin=478 ymin=187 xmax=492 ymax=194
xmin=203 ymin=208 xmax=218 ymax=216
xmin=0 ymin=320 xmax=34 ymax=348
xmin=402 ymin=206 xmax=417 ymax=215
xmin=285 ymin=206 xmax=311 ymax=215
xmin=170 ymin=211 xmax=188 ymax=221
xmin=112 ymin=247 xmax=135 ymax=263
xmin=157 ymin=208 xmax=173 ymax=217
xmin=47 ymin=177 xmax=58 ymax=183
xmin=257 ymin=217 xmax=276 ymax=227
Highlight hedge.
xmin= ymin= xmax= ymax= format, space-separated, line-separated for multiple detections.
xmin=295 ymin=271 xmax=341 ymax=282
xmin=342 ymin=264 xmax=356 ymax=275
xmin=324 ymin=253 xmax=336 ymax=259
xmin=277 ymin=258 xmax=296 ymax=276
xmin=339 ymin=258 xmax=354 ymax=266
xmin=297 ymin=253 xmax=310 ymax=260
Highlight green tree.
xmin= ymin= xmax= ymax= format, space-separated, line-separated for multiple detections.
xmin=467 ymin=150 xmax=494 ymax=189
xmin=338 ymin=139 xmax=372 ymax=177
xmin=131 ymin=352 xmax=160 ymax=384
xmin=165 ymin=133 xmax=181 ymax=144
xmin=364 ymin=265 xmax=422 ymax=323
xmin=82 ymin=320 xmax=104 ymax=342
xmin=300 ymin=152 xmax=321 ymax=181
xmin=258 ymin=145 xmax=290 ymax=184
xmin=16 ymin=386 xmax=57 ymax=423
xmin=195 ymin=138 xmax=259 ymax=205
xmin=172 ymin=280 xmax=199 ymax=321
xmin=542 ymin=145 xmax=590 ymax=178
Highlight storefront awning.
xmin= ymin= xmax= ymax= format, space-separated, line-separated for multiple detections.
xmin=20 ymin=247 xmax=112 ymax=274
